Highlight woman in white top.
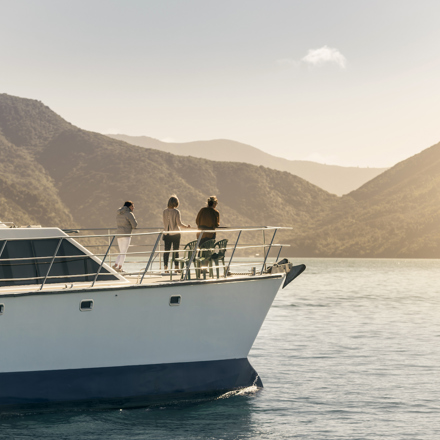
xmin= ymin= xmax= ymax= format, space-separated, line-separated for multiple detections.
xmin=113 ymin=200 xmax=137 ymax=272
xmin=162 ymin=195 xmax=191 ymax=272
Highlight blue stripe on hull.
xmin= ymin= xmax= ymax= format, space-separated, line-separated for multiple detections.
xmin=0 ymin=358 xmax=262 ymax=412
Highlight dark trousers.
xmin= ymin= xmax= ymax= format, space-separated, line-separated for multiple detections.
xmin=198 ymin=234 xmax=216 ymax=246
xmin=163 ymin=234 xmax=180 ymax=267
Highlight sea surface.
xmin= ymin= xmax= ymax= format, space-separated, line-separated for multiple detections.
xmin=2 ymin=258 xmax=440 ymax=439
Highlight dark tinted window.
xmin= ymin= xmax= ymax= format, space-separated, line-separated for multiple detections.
xmin=0 ymin=239 xmax=118 ymax=286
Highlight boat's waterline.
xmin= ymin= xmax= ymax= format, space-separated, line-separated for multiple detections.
xmin=0 ymin=358 xmax=262 ymax=412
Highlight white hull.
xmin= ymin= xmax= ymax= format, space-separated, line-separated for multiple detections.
xmin=1 ymin=276 xmax=283 ymax=374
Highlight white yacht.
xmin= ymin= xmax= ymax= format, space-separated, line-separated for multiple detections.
xmin=0 ymin=225 xmax=305 ymax=411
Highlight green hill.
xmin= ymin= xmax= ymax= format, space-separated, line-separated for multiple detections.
xmin=0 ymin=94 xmax=336 ymax=245
xmin=0 ymin=94 xmax=74 ymax=227
xmin=1 ymin=93 xmax=439 ymax=258
xmin=290 ymin=142 xmax=440 ymax=257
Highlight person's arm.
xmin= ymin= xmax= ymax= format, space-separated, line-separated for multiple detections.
xmin=215 ymin=210 xmax=220 ymax=228
xmin=176 ymin=209 xmax=190 ymax=228
xmin=196 ymin=209 xmax=202 ymax=227
xmin=163 ymin=210 xmax=167 ymax=230
xmin=128 ymin=212 xmax=138 ymax=229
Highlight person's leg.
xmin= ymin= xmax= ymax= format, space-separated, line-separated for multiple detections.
xmin=199 ymin=237 xmax=209 ymax=247
xmin=163 ymin=236 xmax=172 ymax=269
xmin=115 ymin=237 xmax=131 ymax=269
xmin=172 ymin=235 xmax=181 ymax=269
xmin=198 ymin=235 xmax=215 ymax=268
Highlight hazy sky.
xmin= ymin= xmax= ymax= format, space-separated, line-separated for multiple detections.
xmin=2 ymin=0 xmax=440 ymax=167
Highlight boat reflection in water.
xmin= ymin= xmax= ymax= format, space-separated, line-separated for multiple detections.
xmin=0 ymin=224 xmax=305 ymax=412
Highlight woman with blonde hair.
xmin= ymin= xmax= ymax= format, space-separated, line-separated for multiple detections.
xmin=162 ymin=195 xmax=191 ymax=272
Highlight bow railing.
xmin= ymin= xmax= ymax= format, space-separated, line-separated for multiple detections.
xmin=0 ymin=226 xmax=291 ymax=290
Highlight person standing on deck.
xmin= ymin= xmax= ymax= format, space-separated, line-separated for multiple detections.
xmin=162 ymin=195 xmax=191 ymax=272
xmin=196 ymin=196 xmax=220 ymax=246
xmin=113 ymin=201 xmax=137 ymax=272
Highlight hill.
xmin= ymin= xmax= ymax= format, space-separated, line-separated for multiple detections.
xmin=0 ymin=95 xmax=74 ymax=227
xmin=290 ymin=141 xmax=440 ymax=257
xmin=0 ymin=94 xmax=337 ymax=242
xmin=107 ymin=134 xmax=387 ymax=196
xmin=1 ymin=93 xmax=439 ymax=258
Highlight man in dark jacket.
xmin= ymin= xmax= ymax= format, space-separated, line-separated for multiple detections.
xmin=196 ymin=196 xmax=220 ymax=246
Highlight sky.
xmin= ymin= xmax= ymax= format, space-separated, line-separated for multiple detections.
xmin=2 ymin=0 xmax=440 ymax=168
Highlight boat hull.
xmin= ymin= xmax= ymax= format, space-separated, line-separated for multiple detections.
xmin=0 ymin=276 xmax=283 ymax=411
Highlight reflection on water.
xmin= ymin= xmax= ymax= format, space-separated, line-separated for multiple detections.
xmin=2 ymin=258 xmax=440 ymax=440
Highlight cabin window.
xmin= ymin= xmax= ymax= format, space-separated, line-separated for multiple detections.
xmin=169 ymin=295 xmax=181 ymax=306
xmin=0 ymin=238 xmax=118 ymax=287
xmin=0 ymin=304 xmax=4 ymax=314
xmin=80 ymin=299 xmax=94 ymax=311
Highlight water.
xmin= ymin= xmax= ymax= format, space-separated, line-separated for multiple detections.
xmin=2 ymin=258 xmax=440 ymax=439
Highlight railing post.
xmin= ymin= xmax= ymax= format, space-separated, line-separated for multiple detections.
xmin=159 ymin=229 xmax=162 ymax=271
xmin=275 ymin=245 xmax=283 ymax=263
xmin=262 ymin=229 xmax=266 ymax=268
xmin=91 ymin=235 xmax=115 ymax=287
xmin=260 ymin=229 xmax=277 ymax=275
xmin=0 ymin=240 xmax=7 ymax=258
xmin=225 ymin=230 xmax=242 ymax=278
xmin=40 ymin=238 xmax=63 ymax=290
xmin=184 ymin=232 xmax=204 ymax=281
xmin=140 ymin=233 xmax=162 ymax=284
xmin=108 ymin=229 xmax=112 ymax=267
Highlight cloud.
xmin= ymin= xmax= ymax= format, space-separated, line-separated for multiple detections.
xmin=301 ymin=45 xmax=347 ymax=69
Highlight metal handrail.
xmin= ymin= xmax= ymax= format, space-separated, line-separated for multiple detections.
xmin=91 ymin=236 xmax=115 ymax=287
xmin=0 ymin=226 xmax=291 ymax=289
xmin=0 ymin=243 xmax=288 ymax=263
xmin=140 ymin=233 xmax=162 ymax=284
xmin=40 ymin=238 xmax=63 ymax=290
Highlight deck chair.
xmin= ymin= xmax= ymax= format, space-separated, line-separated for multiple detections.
xmin=193 ymin=239 xmax=215 ymax=279
xmin=174 ymin=240 xmax=197 ymax=279
xmin=212 ymin=239 xmax=228 ymax=278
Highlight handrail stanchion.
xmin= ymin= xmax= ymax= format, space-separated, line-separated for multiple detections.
xmin=91 ymin=235 xmax=115 ymax=287
xmin=159 ymin=229 xmax=162 ymax=271
xmin=225 ymin=230 xmax=242 ymax=277
xmin=40 ymin=238 xmax=63 ymax=290
xmin=184 ymin=232 xmax=204 ymax=281
xmin=260 ymin=229 xmax=277 ymax=275
xmin=262 ymin=229 xmax=266 ymax=267
xmin=275 ymin=245 xmax=283 ymax=263
xmin=108 ymin=229 xmax=112 ymax=267
xmin=0 ymin=240 xmax=7 ymax=258
xmin=140 ymin=233 xmax=162 ymax=284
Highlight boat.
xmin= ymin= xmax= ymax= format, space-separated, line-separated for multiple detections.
xmin=0 ymin=224 xmax=305 ymax=412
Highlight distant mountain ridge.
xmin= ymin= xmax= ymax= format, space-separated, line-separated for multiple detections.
xmin=1 ymin=93 xmax=439 ymax=258
xmin=107 ymin=134 xmax=387 ymax=196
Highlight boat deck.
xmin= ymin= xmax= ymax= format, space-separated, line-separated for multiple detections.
xmin=0 ymin=225 xmax=291 ymax=298
xmin=0 ymin=271 xmax=284 ymax=297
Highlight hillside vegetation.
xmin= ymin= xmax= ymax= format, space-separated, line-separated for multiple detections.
xmin=0 ymin=97 xmax=74 ymax=227
xmin=1 ymin=93 xmax=439 ymax=258
xmin=0 ymin=94 xmax=336 ymax=244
